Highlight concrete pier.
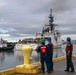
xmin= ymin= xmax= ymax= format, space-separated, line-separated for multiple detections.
xmin=13 ymin=58 xmax=76 ymax=75
xmin=0 ymin=55 xmax=76 ymax=75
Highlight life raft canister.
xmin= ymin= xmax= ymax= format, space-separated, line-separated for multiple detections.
xmin=40 ymin=46 xmax=47 ymax=54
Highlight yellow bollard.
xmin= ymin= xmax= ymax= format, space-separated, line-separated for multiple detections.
xmin=22 ymin=46 xmax=33 ymax=65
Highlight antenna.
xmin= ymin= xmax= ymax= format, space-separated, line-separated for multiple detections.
xmin=50 ymin=9 xmax=52 ymax=16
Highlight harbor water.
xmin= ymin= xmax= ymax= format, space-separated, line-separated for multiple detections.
xmin=0 ymin=45 xmax=76 ymax=71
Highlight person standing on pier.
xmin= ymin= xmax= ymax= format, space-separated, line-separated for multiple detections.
xmin=36 ymin=38 xmax=50 ymax=73
xmin=65 ymin=37 xmax=75 ymax=72
xmin=47 ymin=37 xmax=54 ymax=72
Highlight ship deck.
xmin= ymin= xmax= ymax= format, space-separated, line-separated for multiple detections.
xmin=13 ymin=58 xmax=76 ymax=75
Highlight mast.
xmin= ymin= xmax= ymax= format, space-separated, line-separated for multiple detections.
xmin=41 ymin=9 xmax=58 ymax=38
xmin=42 ymin=9 xmax=57 ymax=34
xmin=48 ymin=9 xmax=58 ymax=33
xmin=49 ymin=9 xmax=54 ymax=33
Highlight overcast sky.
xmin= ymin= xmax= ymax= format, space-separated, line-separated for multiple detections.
xmin=0 ymin=0 xmax=76 ymax=41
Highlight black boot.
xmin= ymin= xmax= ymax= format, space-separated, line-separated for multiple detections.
xmin=71 ymin=70 xmax=75 ymax=72
xmin=47 ymin=70 xmax=52 ymax=73
xmin=65 ymin=69 xmax=69 ymax=72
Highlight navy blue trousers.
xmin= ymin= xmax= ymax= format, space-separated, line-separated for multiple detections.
xmin=47 ymin=52 xmax=53 ymax=71
xmin=40 ymin=54 xmax=50 ymax=72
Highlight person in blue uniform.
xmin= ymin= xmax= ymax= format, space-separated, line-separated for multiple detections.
xmin=47 ymin=37 xmax=54 ymax=72
xmin=36 ymin=38 xmax=50 ymax=73
xmin=65 ymin=37 xmax=75 ymax=72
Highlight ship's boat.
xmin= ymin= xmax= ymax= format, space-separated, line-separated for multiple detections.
xmin=0 ymin=38 xmax=14 ymax=51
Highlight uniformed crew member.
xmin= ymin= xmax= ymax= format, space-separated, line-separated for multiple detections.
xmin=36 ymin=38 xmax=50 ymax=73
xmin=65 ymin=37 xmax=75 ymax=72
xmin=47 ymin=37 xmax=54 ymax=72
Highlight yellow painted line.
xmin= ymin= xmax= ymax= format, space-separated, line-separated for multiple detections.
xmin=72 ymin=54 xmax=76 ymax=58
xmin=0 ymin=68 xmax=15 ymax=75
xmin=53 ymin=54 xmax=76 ymax=62
xmin=53 ymin=56 xmax=66 ymax=62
